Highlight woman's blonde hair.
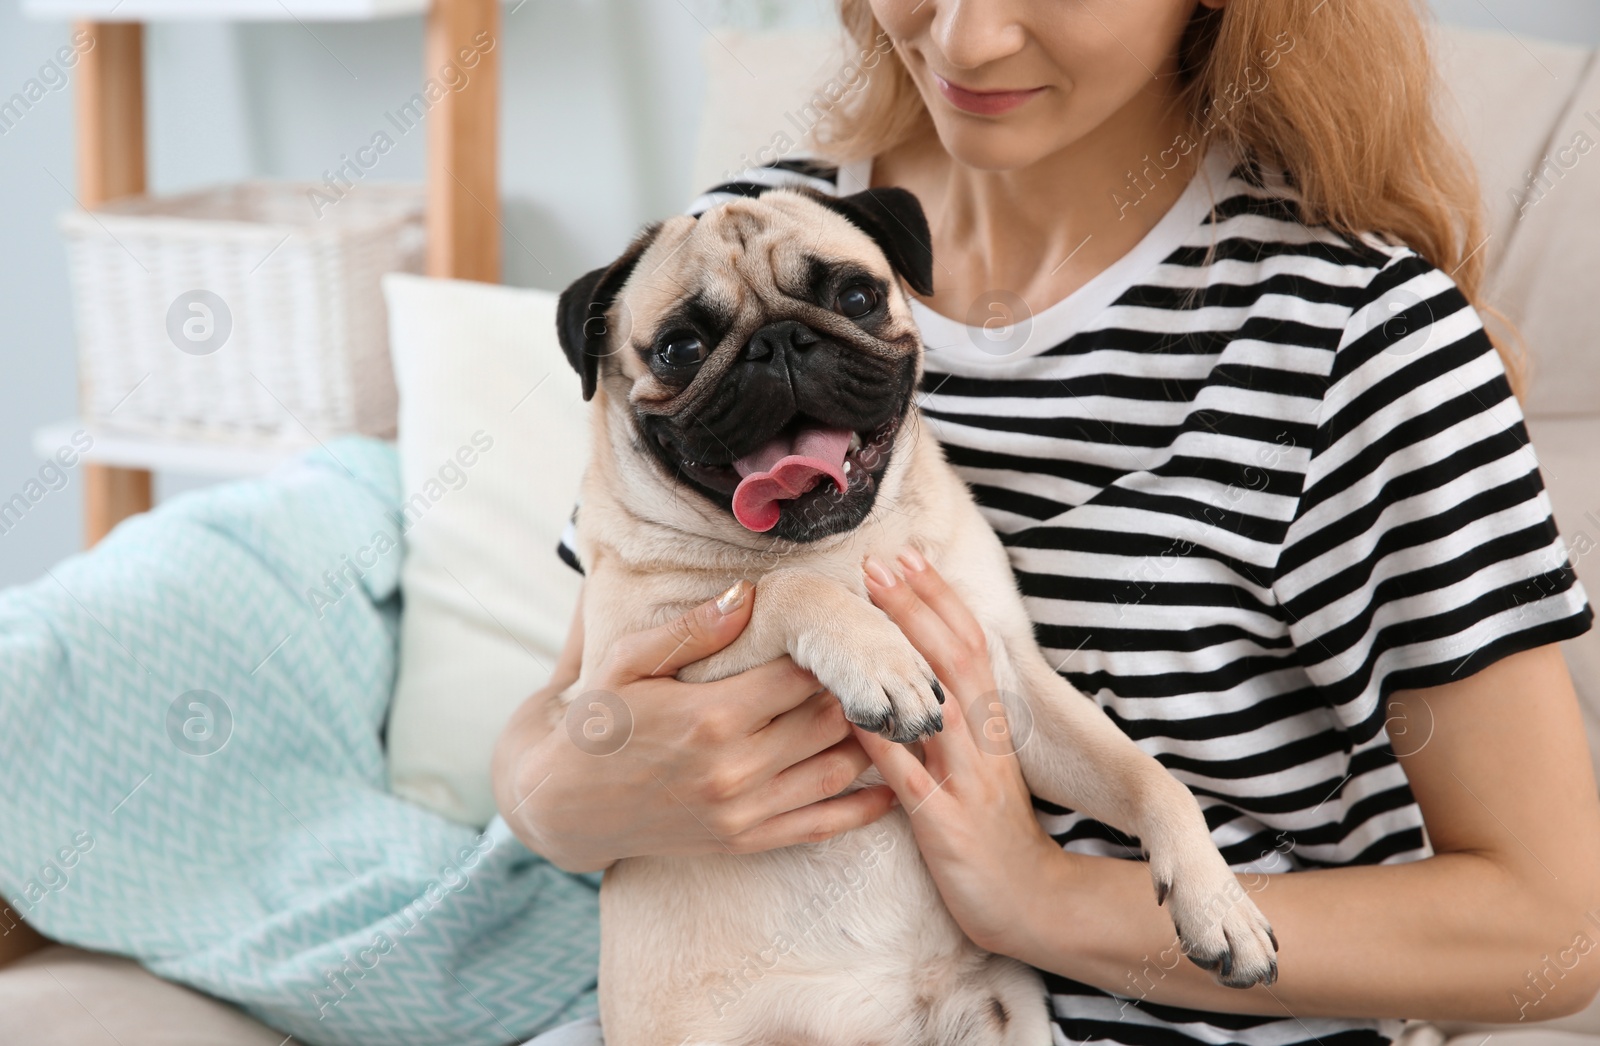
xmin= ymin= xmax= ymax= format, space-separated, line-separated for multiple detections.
xmin=819 ymin=0 xmax=1524 ymax=392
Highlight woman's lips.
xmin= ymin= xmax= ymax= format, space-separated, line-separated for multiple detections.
xmin=933 ymin=73 xmax=1045 ymax=116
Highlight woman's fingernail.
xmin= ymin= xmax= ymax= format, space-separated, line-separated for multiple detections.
xmin=898 ymin=546 xmax=927 ymax=573
xmin=715 ymin=580 xmax=749 ymax=615
xmin=863 ymin=555 xmax=896 ymax=588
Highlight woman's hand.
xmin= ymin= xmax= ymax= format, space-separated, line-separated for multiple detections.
xmin=854 ymin=549 xmax=1071 ymax=956
xmin=492 ymin=581 xmax=898 ymax=873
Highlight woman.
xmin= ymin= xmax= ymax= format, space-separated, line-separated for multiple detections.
xmin=495 ymin=0 xmax=1600 ymax=1042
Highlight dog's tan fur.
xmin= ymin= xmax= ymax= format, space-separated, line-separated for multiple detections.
xmin=555 ymin=190 xmax=1278 ymax=1046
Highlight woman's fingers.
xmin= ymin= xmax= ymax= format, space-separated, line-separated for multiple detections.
xmin=863 ymin=555 xmax=969 ymax=686
xmin=895 ymin=548 xmax=987 ymax=650
xmin=863 ymin=554 xmax=991 ymax=767
xmin=711 ymin=654 xmax=827 ymax=728
xmin=727 ymin=782 xmax=897 ymax=853
xmin=758 ymin=735 xmax=875 ymax=818
xmin=611 ymin=579 xmax=755 ymax=680
xmin=756 ymin=685 xmax=854 ymax=759
xmin=921 ymin=675 xmax=996 ymax=774
xmin=893 ymin=553 xmax=1021 ymax=762
xmin=853 ymin=723 xmax=945 ymax=813
xmin=959 ymin=686 xmax=1023 ymax=758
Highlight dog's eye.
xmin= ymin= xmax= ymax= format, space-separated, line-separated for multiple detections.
xmin=833 ymin=283 xmax=879 ymax=320
xmin=656 ymin=333 xmax=707 ymax=368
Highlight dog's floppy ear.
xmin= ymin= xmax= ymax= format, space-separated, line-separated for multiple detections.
xmin=810 ymin=187 xmax=934 ymax=298
xmin=556 ymin=222 xmax=662 ymax=401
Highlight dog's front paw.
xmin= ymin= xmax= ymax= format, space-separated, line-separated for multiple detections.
xmin=1155 ymin=855 xmax=1279 ymax=989
xmin=794 ymin=618 xmax=944 ymax=744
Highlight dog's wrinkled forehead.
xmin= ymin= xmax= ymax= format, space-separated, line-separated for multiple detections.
xmin=618 ymin=191 xmax=898 ymax=347
xmin=553 ymin=185 xmax=932 ymax=402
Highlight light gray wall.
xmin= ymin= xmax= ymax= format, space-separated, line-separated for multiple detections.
xmin=0 ymin=0 xmax=1595 ymax=588
xmin=1 ymin=11 xmax=84 ymax=590
xmin=0 ymin=1 xmax=711 ymax=588
xmin=1430 ymin=0 xmax=1600 ymax=41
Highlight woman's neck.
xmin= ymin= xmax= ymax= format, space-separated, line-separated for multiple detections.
xmin=873 ymin=91 xmax=1202 ymax=321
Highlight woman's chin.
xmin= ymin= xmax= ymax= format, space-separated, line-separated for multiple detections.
xmin=929 ymin=119 xmax=1073 ymax=173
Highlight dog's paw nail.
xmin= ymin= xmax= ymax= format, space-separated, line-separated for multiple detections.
xmin=849 ymin=709 xmax=892 ymax=735
xmin=1182 ymin=945 xmax=1223 ymax=973
xmin=1154 ymin=879 xmax=1170 ymax=907
xmin=886 ymin=709 xmax=941 ymax=744
xmin=1265 ymin=959 xmax=1278 ymax=986
xmin=1267 ymin=926 xmax=1278 ymax=952
xmin=930 ymin=678 xmax=945 ymax=704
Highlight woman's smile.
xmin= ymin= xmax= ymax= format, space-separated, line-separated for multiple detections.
xmin=932 ymin=72 xmax=1048 ymax=115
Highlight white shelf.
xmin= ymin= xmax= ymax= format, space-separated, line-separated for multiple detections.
xmin=23 ymin=0 xmax=428 ymax=21
xmin=32 ymin=419 xmax=313 ymax=478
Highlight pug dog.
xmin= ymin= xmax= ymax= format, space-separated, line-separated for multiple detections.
xmin=551 ymin=185 xmax=1279 ymax=1046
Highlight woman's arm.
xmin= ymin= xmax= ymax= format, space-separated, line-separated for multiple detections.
xmin=859 ymin=554 xmax=1600 ymax=1025
xmin=1011 ymin=641 xmax=1600 ymax=1023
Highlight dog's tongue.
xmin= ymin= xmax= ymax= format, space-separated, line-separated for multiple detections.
xmin=731 ymin=425 xmax=853 ymax=532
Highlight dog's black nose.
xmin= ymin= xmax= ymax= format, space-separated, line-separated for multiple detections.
xmin=743 ymin=320 xmax=819 ymax=361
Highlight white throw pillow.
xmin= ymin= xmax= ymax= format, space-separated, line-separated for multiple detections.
xmin=382 ymin=273 xmax=588 ymax=826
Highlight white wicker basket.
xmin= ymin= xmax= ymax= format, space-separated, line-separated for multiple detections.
xmin=60 ymin=180 xmax=426 ymax=447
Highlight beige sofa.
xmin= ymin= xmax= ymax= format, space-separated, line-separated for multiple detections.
xmin=4 ymin=21 xmax=1598 ymax=1046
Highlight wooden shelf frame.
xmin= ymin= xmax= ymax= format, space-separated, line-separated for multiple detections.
xmin=67 ymin=0 xmax=501 ymax=545
xmin=26 ymin=0 xmax=432 ymax=18
xmin=0 ymin=0 xmax=502 ymax=970
xmin=74 ymin=20 xmax=151 ymax=545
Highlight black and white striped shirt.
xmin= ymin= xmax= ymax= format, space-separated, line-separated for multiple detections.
xmin=563 ymin=148 xmax=1592 ymax=1046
